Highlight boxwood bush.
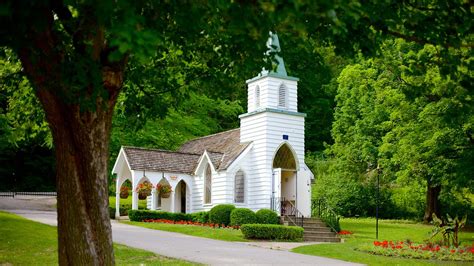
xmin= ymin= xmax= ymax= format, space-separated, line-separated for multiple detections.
xmin=240 ymin=224 xmax=303 ymax=241
xmin=230 ymin=208 xmax=257 ymax=226
xmin=209 ymin=204 xmax=235 ymax=226
xmin=256 ymin=209 xmax=280 ymax=224
xmin=191 ymin=211 xmax=209 ymax=223
xmin=109 ymin=207 xmax=130 ymax=219
xmin=128 ymin=210 xmax=192 ymax=222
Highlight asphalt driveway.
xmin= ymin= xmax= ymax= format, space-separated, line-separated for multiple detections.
xmin=2 ymin=198 xmax=361 ymax=265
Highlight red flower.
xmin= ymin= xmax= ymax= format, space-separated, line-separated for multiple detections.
xmin=450 ymin=249 xmax=455 ymax=253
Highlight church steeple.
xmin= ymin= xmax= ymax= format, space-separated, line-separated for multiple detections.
xmin=243 ymin=32 xmax=299 ymax=113
xmin=261 ymin=32 xmax=287 ymax=76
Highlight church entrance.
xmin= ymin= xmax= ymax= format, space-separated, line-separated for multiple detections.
xmin=175 ymin=180 xmax=187 ymax=213
xmin=272 ymin=143 xmax=298 ymax=215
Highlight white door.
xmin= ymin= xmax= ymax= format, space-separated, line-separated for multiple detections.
xmin=272 ymin=168 xmax=282 ymax=215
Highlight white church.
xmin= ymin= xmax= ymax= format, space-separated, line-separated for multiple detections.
xmin=112 ymin=33 xmax=314 ymax=219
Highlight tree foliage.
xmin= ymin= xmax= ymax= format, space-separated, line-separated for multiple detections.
xmin=322 ymin=39 xmax=473 ymax=221
xmin=0 ymin=0 xmax=472 ymax=263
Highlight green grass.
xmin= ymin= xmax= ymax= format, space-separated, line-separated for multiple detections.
xmin=0 ymin=211 xmax=198 ymax=265
xmin=109 ymin=195 xmax=147 ymax=209
xmin=293 ymin=218 xmax=474 ymax=266
xmin=124 ymin=221 xmax=247 ymax=242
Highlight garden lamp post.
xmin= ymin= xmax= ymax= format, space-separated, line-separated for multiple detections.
xmin=375 ymin=164 xmax=381 ymax=240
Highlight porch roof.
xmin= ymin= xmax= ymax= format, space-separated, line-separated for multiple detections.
xmin=123 ymin=147 xmax=201 ymax=174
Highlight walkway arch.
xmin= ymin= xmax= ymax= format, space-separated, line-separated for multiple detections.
xmin=174 ymin=180 xmax=189 ymax=213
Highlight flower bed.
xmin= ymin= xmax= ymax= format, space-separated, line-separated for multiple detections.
xmin=337 ymin=230 xmax=353 ymax=235
xmin=357 ymin=240 xmax=474 ymax=261
xmin=143 ymin=218 xmax=240 ymax=230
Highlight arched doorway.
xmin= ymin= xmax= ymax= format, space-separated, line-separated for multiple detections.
xmin=175 ymin=180 xmax=187 ymax=213
xmin=272 ymin=143 xmax=298 ymax=213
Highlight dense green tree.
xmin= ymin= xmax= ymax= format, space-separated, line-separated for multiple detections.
xmin=328 ymin=39 xmax=473 ymax=222
xmin=1 ymin=0 xmax=471 ymax=263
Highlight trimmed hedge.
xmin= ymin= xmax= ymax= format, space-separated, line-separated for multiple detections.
xmin=230 ymin=208 xmax=257 ymax=226
xmin=191 ymin=211 xmax=209 ymax=223
xmin=240 ymin=224 xmax=303 ymax=241
xmin=256 ymin=209 xmax=280 ymax=224
xmin=209 ymin=204 xmax=235 ymax=226
xmin=109 ymin=207 xmax=130 ymax=219
xmin=128 ymin=210 xmax=192 ymax=222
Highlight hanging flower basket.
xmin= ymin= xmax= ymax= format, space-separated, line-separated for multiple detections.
xmin=136 ymin=181 xmax=153 ymax=200
xmin=157 ymin=183 xmax=172 ymax=198
xmin=138 ymin=191 xmax=148 ymax=200
xmin=119 ymin=187 xmax=129 ymax=199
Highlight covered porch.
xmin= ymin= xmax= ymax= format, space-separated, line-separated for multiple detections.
xmin=111 ymin=147 xmax=196 ymax=218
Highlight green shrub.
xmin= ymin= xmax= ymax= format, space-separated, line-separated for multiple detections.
xmin=109 ymin=207 xmax=129 ymax=219
xmin=230 ymin=208 xmax=257 ymax=226
xmin=191 ymin=211 xmax=209 ymax=223
xmin=240 ymin=224 xmax=303 ymax=241
xmin=209 ymin=204 xmax=235 ymax=226
xmin=256 ymin=209 xmax=280 ymax=224
xmin=128 ymin=210 xmax=192 ymax=222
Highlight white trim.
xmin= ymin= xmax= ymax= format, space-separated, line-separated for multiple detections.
xmin=194 ymin=150 xmax=218 ymax=175
xmin=271 ymin=141 xmax=300 ymax=171
xmin=226 ymin=142 xmax=254 ymax=171
xmin=112 ymin=147 xmax=132 ymax=175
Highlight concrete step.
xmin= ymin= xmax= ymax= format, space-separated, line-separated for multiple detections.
xmin=303 ymin=231 xmax=337 ymax=238
xmin=303 ymin=236 xmax=341 ymax=243
xmin=303 ymin=224 xmax=330 ymax=229
xmin=302 ymin=226 xmax=333 ymax=233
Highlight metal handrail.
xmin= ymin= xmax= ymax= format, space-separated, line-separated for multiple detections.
xmin=311 ymin=198 xmax=340 ymax=232
xmin=281 ymin=199 xmax=304 ymax=227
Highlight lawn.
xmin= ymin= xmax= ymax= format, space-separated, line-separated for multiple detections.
xmin=0 ymin=211 xmax=198 ymax=265
xmin=124 ymin=221 xmax=247 ymax=242
xmin=293 ymin=218 xmax=474 ymax=266
xmin=109 ymin=195 xmax=147 ymax=209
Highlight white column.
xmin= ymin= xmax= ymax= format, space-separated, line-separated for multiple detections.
xmin=132 ymin=191 xmax=138 ymax=210
xmin=170 ymin=191 xmax=175 ymax=213
xmin=115 ymin=192 xmax=120 ymax=218
xmin=151 ymin=189 xmax=157 ymax=210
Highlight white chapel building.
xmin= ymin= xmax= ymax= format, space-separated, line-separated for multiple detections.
xmin=112 ymin=33 xmax=314 ymax=218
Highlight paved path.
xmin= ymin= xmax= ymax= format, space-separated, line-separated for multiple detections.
xmin=5 ymin=207 xmax=361 ymax=265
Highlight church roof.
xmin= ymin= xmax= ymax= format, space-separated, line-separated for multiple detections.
xmin=179 ymin=128 xmax=251 ymax=170
xmin=121 ymin=128 xmax=250 ymax=175
xmin=122 ymin=147 xmax=201 ymax=174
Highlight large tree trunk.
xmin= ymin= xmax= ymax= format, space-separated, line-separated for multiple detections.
xmin=16 ymin=6 xmax=124 ymax=263
xmin=53 ymin=104 xmax=115 ymax=264
xmin=423 ymin=182 xmax=441 ymax=223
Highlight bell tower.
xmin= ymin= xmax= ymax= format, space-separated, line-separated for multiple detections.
xmin=239 ymin=32 xmax=312 ymax=216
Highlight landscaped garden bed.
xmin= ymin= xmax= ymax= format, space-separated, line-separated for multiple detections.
xmin=293 ymin=218 xmax=474 ymax=266
xmin=143 ymin=218 xmax=240 ymax=230
xmin=358 ymin=240 xmax=474 ymax=261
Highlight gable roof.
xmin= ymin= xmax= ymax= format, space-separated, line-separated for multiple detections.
xmin=122 ymin=147 xmax=201 ymax=175
xmin=120 ymin=128 xmax=251 ymax=175
xmin=179 ymin=128 xmax=251 ymax=170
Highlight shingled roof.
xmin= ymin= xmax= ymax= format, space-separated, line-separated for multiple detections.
xmin=121 ymin=128 xmax=250 ymax=175
xmin=123 ymin=147 xmax=201 ymax=174
xmin=179 ymin=128 xmax=251 ymax=170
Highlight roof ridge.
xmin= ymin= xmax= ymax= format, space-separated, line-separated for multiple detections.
xmin=183 ymin=128 xmax=239 ymax=144
xmin=122 ymin=146 xmax=201 ymax=156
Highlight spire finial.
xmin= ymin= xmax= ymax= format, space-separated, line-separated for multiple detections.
xmin=262 ymin=31 xmax=287 ymax=76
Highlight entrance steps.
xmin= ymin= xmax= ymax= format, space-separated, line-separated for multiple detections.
xmin=282 ymin=216 xmax=340 ymax=242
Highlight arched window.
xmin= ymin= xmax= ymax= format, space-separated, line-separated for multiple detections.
xmin=234 ymin=170 xmax=245 ymax=203
xmin=278 ymin=84 xmax=287 ymax=108
xmin=204 ymin=164 xmax=212 ymax=204
xmin=255 ymin=86 xmax=260 ymax=108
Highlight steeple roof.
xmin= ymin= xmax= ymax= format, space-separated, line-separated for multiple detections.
xmin=261 ymin=32 xmax=287 ymax=76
